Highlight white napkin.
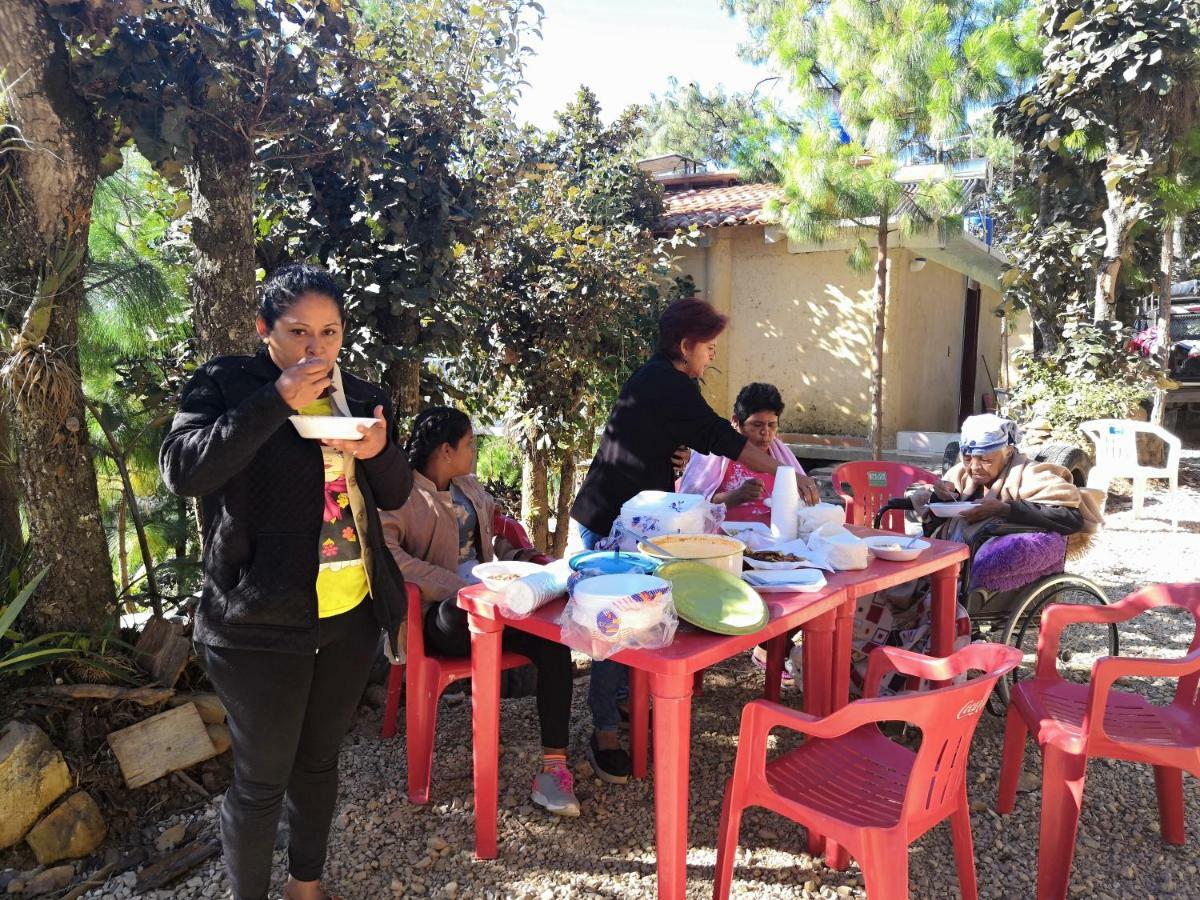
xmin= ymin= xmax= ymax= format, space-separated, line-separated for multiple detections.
xmin=742 ymin=569 xmax=828 ymax=593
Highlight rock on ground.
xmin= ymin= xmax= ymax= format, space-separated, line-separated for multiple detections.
xmin=25 ymin=791 xmax=107 ymax=865
xmin=0 ymin=722 xmax=72 ymax=850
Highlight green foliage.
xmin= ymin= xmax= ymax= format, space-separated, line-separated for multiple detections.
xmin=1005 ymin=317 xmax=1156 ymax=441
xmin=476 ymin=434 xmax=521 ymax=489
xmin=637 ymin=77 xmax=778 ymax=180
xmin=999 ymin=220 xmax=1099 ymax=349
xmin=457 ymin=88 xmax=682 ymax=459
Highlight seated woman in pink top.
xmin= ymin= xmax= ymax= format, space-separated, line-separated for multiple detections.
xmin=678 ymin=382 xmax=817 ymax=522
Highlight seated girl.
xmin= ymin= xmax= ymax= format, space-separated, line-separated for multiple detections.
xmin=379 ymin=407 xmax=579 ymax=817
xmin=678 ymin=382 xmax=817 ymax=522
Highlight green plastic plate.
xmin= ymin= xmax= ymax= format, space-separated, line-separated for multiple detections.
xmin=656 ymin=561 xmax=769 ymax=636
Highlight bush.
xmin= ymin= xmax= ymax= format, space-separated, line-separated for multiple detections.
xmin=476 ymin=434 xmax=521 ymax=489
xmin=1004 ymin=318 xmax=1155 ymax=445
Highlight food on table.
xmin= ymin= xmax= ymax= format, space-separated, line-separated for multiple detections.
xmin=746 ymin=550 xmax=806 ymax=564
xmin=489 ymin=572 xmax=521 ymax=583
xmin=874 ymin=543 xmax=902 ymax=552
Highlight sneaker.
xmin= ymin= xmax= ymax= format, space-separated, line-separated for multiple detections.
xmin=586 ymin=732 xmax=631 ymax=784
xmin=532 ymin=766 xmax=581 ymax=817
xmin=751 ymin=646 xmax=795 ymax=684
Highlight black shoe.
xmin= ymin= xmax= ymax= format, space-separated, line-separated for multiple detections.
xmin=586 ymin=732 xmax=631 ymax=784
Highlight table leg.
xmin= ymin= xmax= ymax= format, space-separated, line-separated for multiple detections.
xmin=763 ymin=630 xmax=794 ymax=703
xmin=930 ymin=563 xmax=961 ymax=659
xmin=629 ymin=665 xmax=649 ymax=780
xmin=467 ymin=614 xmax=504 ymax=860
xmin=651 ymin=671 xmax=694 ymax=900
xmin=801 ymin=610 xmax=835 ymax=856
xmin=830 ymin=593 xmax=857 ymax=712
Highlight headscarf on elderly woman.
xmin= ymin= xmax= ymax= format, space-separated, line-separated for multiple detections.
xmin=912 ymin=413 xmax=1104 ymax=556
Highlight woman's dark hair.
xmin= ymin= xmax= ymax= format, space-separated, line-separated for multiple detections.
xmin=656 ymin=297 xmax=728 ymax=361
xmin=259 ymin=263 xmax=345 ymax=329
xmin=406 ymin=406 xmax=472 ymax=473
xmin=733 ymin=383 xmax=784 ymax=424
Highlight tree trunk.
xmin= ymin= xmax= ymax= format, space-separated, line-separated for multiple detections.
xmin=384 ymin=355 xmax=422 ymax=420
xmin=550 ymin=452 xmax=576 ymax=558
xmin=187 ymin=127 xmax=258 ymax=361
xmin=0 ymin=0 xmax=117 ymax=632
xmin=1094 ymin=162 xmax=1143 ymax=323
xmin=521 ymin=448 xmax=550 ymax=550
xmin=117 ymin=496 xmax=129 ymax=596
xmin=1150 ymin=214 xmax=1174 ymax=426
xmin=0 ymin=415 xmax=23 ymax=567
xmin=176 ymin=495 xmax=189 ymax=562
xmin=868 ymin=220 xmax=889 ymax=460
xmin=1032 ymin=312 xmax=1059 ymax=356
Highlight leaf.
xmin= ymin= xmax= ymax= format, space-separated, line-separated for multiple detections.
xmin=0 ymin=567 xmax=50 ymax=641
xmin=1059 ymin=9 xmax=1083 ymax=30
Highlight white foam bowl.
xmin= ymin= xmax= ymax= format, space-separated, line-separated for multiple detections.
xmin=471 ymin=561 xmax=545 ymax=593
xmin=928 ymin=501 xmax=980 ymax=518
xmin=862 ymin=535 xmax=930 ymax=562
xmin=289 ymin=415 xmax=377 ymax=441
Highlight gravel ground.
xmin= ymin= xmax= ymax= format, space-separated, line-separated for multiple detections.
xmin=80 ymin=453 xmax=1200 ymax=900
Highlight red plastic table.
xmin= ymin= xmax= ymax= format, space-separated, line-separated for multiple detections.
xmin=458 ymin=579 xmax=846 ymax=900
xmin=458 ymin=528 xmax=967 ymax=899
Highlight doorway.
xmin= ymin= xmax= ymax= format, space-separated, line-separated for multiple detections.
xmin=958 ymin=279 xmax=981 ymax=424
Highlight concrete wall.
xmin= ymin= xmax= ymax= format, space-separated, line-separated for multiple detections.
xmin=673 ymin=225 xmax=1023 ymax=443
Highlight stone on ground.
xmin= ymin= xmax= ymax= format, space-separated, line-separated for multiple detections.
xmin=25 ymin=791 xmax=108 ymax=865
xmin=0 ymin=722 xmax=72 ymax=849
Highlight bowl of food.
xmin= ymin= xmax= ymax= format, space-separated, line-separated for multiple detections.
xmin=861 ymin=535 xmax=929 ymax=562
xmin=744 ymin=549 xmax=809 ymax=570
xmin=471 ymin=561 xmax=545 ymax=592
xmin=928 ymin=501 xmax=980 ymax=519
xmin=637 ymin=533 xmax=745 ymax=575
xmin=289 ymin=415 xmax=378 ymax=441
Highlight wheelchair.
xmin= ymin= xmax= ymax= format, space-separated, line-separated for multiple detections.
xmin=874 ymin=497 xmax=1117 ymax=711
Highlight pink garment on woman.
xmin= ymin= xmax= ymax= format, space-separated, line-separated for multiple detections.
xmin=677 ymin=438 xmax=804 ymax=523
xmin=716 ymin=461 xmax=774 ymax=522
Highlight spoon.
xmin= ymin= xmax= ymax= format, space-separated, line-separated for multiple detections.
xmin=617 ymin=526 xmax=678 ymax=559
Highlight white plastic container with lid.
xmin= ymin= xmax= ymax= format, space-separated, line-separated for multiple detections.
xmin=558 ymin=573 xmax=677 ymax=659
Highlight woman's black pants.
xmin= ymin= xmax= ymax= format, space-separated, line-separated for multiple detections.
xmin=201 ymin=599 xmax=378 ymax=900
xmin=423 ymin=597 xmax=573 ymax=749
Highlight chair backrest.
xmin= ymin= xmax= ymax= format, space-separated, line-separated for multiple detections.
xmin=832 ymin=461 xmax=940 ymax=533
xmin=493 ymin=511 xmax=535 ymax=550
xmin=404 ymin=583 xmax=426 ymax=660
xmin=861 ymin=643 xmax=1021 ymax=825
xmin=1079 ymin=419 xmax=1182 ymax=473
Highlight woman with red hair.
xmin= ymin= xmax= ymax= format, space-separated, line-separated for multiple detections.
xmin=570 ymin=297 xmax=818 ymax=783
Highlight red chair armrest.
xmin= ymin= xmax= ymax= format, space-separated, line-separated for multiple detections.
xmin=1035 ymin=599 xmax=1143 ymax=679
xmin=1085 ymin=647 xmax=1200 ymax=735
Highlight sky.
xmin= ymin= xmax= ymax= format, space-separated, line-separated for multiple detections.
xmin=515 ymin=0 xmax=769 ymax=130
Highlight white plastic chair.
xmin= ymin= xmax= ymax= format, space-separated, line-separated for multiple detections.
xmin=1079 ymin=419 xmax=1182 ymax=528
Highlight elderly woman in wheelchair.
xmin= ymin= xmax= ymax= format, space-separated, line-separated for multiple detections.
xmin=849 ymin=414 xmax=1110 ymax=705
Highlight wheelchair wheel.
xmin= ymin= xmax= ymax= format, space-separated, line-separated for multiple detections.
xmin=994 ymin=573 xmax=1117 ymax=709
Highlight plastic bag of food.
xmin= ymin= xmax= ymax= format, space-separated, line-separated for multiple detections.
xmin=806 ymin=523 xmax=870 ymax=571
xmin=606 ymin=491 xmax=725 ymax=550
xmin=796 ymin=502 xmax=846 ymax=535
xmin=556 ymin=572 xmax=677 ymax=660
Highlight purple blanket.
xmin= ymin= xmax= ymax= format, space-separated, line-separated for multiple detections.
xmin=970 ymin=532 xmax=1067 ymax=593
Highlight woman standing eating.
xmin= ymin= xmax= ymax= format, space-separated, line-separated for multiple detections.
xmin=160 ymin=263 xmax=411 ymax=900
xmin=569 ymin=297 xmax=819 ymax=783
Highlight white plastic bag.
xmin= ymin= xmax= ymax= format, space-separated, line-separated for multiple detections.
xmin=606 ymin=491 xmax=725 ymax=550
xmin=557 ymin=572 xmax=677 ymax=660
xmin=806 ymin=523 xmax=870 ymax=571
xmin=797 ymin=502 xmax=846 ymax=535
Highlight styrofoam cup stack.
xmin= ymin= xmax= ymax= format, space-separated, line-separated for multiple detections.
xmin=770 ymin=466 xmax=800 ymax=542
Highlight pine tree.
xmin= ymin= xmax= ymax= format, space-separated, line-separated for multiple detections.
xmin=735 ymin=0 xmax=1022 ymax=456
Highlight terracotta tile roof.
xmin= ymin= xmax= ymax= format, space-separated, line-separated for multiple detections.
xmin=658 ymin=182 xmax=779 ymax=231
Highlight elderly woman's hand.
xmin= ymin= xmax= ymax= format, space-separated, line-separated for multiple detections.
xmin=960 ymin=497 xmax=1010 ymax=523
xmin=322 ymin=405 xmax=389 ymax=461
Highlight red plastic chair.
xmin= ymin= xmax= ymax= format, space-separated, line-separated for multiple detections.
xmin=997 ymin=582 xmax=1200 ymax=900
xmin=379 ymin=512 xmax=549 ymax=804
xmin=832 ymin=461 xmax=940 ymax=533
xmin=713 ymin=642 xmax=1021 ymax=900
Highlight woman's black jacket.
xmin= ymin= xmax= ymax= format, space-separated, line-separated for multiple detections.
xmin=160 ymin=350 xmax=412 ymax=654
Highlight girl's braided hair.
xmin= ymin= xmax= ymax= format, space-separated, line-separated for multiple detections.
xmin=406 ymin=406 xmax=471 ymax=473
